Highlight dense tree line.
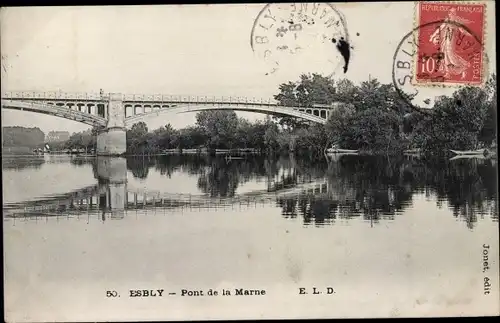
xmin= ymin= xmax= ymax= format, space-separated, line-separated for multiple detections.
xmin=409 ymin=75 xmax=497 ymax=155
xmin=125 ymin=116 xmax=279 ymax=154
xmin=124 ymin=73 xmax=496 ymax=156
xmin=2 ymin=126 xmax=45 ymax=148
xmin=59 ymin=73 xmax=497 ymax=157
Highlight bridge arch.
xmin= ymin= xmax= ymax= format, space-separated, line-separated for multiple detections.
xmin=1 ymin=99 xmax=107 ymax=127
xmin=124 ymin=104 xmax=327 ymax=126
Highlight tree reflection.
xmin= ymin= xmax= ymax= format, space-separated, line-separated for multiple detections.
xmin=2 ymin=157 xmax=45 ymax=170
xmin=108 ymin=154 xmax=498 ymax=228
xmin=126 ymin=156 xmax=155 ymax=179
xmin=70 ymin=157 xmax=95 ymax=166
xmin=275 ymin=155 xmax=498 ymax=227
xmin=196 ymin=156 xmax=280 ymax=198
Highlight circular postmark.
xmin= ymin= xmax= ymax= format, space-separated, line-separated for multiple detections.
xmin=250 ymin=3 xmax=351 ymax=77
xmin=393 ymin=19 xmax=488 ymax=113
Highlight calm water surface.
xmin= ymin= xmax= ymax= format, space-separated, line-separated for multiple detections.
xmin=3 ymin=154 xmax=499 ymax=320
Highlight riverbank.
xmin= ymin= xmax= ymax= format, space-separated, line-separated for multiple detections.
xmin=129 ymin=147 xmax=263 ymax=156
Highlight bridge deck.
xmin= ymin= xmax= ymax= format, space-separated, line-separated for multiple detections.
xmin=1 ymin=92 xmax=338 ymax=109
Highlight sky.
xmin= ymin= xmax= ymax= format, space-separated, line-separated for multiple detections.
xmin=1 ymin=2 xmax=496 ymax=135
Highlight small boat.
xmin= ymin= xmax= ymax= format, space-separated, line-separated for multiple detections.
xmin=450 ymin=155 xmax=487 ymax=161
xmin=404 ymin=148 xmax=421 ymax=154
xmin=326 ymin=144 xmax=358 ymax=154
xmin=326 ymin=148 xmax=359 ymax=154
xmin=450 ymin=149 xmax=489 ymax=156
xmin=225 ymin=155 xmax=244 ymax=161
xmin=215 ymin=149 xmax=230 ymax=154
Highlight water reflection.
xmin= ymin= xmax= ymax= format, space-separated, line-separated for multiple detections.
xmin=2 ymin=154 xmax=498 ymax=229
xmin=2 ymin=155 xmax=45 ymax=170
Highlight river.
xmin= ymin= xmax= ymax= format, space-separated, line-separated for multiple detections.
xmin=3 ymin=154 xmax=499 ymax=320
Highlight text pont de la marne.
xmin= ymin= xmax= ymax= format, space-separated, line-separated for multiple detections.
xmin=181 ymin=288 xmax=266 ymax=296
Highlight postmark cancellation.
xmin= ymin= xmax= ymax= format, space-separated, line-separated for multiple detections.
xmin=250 ymin=3 xmax=350 ymax=77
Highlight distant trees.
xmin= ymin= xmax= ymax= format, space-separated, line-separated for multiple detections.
xmin=63 ymin=129 xmax=95 ymax=151
xmin=2 ymin=126 xmax=45 ymax=148
xmin=50 ymin=126 xmax=103 ymax=151
xmin=125 ymin=114 xmax=277 ymax=154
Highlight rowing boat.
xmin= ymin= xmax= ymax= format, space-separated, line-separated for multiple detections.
xmin=450 ymin=149 xmax=489 ymax=155
xmin=326 ymin=148 xmax=359 ymax=154
xmin=449 ymin=155 xmax=487 ymax=161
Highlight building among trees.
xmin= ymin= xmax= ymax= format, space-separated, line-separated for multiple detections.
xmin=45 ymin=131 xmax=70 ymax=143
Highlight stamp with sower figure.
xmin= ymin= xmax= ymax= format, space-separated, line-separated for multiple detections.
xmin=415 ymin=1 xmax=486 ymax=85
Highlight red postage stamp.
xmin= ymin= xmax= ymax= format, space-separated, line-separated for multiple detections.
xmin=415 ymin=1 xmax=486 ymax=85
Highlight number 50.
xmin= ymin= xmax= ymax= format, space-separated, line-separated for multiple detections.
xmin=106 ymin=290 xmax=118 ymax=297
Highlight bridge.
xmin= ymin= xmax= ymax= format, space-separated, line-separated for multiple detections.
xmin=1 ymin=91 xmax=340 ymax=155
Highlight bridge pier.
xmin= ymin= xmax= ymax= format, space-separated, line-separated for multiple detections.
xmin=97 ymin=93 xmax=127 ymax=156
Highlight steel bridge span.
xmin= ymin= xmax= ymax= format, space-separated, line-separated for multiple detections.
xmin=2 ymin=91 xmax=341 ymax=155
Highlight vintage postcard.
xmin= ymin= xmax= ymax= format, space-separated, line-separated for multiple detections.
xmin=2 ymin=2 xmax=498 ymax=321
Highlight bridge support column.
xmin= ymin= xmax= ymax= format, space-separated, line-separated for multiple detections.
xmin=97 ymin=93 xmax=126 ymax=156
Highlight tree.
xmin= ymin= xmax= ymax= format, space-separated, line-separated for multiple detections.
xmin=325 ymin=102 xmax=356 ymax=146
xmin=247 ymin=121 xmax=269 ymax=151
xmin=129 ymin=122 xmax=149 ymax=137
xmin=414 ymin=85 xmax=490 ymax=153
xmin=175 ymin=126 xmax=207 ymax=149
xmin=196 ymin=110 xmax=239 ymax=148
xmin=346 ymin=108 xmax=403 ymax=154
xmin=479 ymin=74 xmax=497 ymax=146
xmin=127 ymin=122 xmax=149 ymax=153
xmin=263 ymin=121 xmax=280 ymax=152
xmin=236 ymin=118 xmax=253 ymax=148
xmin=151 ymin=123 xmax=178 ymax=150
xmin=322 ymin=78 xmax=407 ymax=155
xmin=294 ymin=124 xmax=329 ymax=156
xmin=80 ymin=130 xmax=94 ymax=152
xmin=334 ymin=79 xmax=357 ymax=103
xmin=274 ymin=73 xmax=337 ymax=130
xmin=2 ymin=126 xmax=45 ymax=148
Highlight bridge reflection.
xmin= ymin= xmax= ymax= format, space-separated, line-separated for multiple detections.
xmin=3 ymin=156 xmax=334 ymax=223
xmin=3 ymin=154 xmax=498 ymax=228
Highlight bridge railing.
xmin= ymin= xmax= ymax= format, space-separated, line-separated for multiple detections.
xmin=2 ymin=91 xmax=281 ymax=105
xmin=121 ymin=94 xmax=279 ymax=106
xmin=2 ymin=92 xmax=341 ymax=111
xmin=2 ymin=91 xmax=105 ymax=100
